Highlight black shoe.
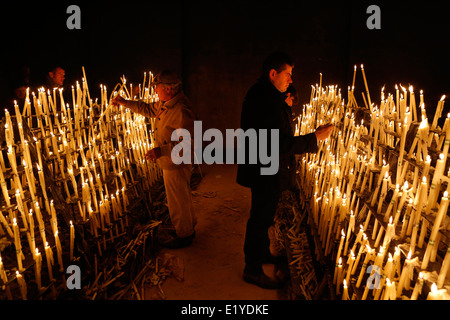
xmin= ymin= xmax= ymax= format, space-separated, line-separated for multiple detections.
xmin=263 ymin=254 xmax=287 ymax=265
xmin=243 ymin=270 xmax=283 ymax=290
xmin=160 ymin=232 xmax=195 ymax=249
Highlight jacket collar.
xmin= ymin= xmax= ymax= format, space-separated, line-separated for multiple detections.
xmin=258 ymin=77 xmax=286 ymax=99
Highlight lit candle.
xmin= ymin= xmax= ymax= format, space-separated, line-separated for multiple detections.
xmin=70 ymin=221 xmax=75 ymax=261
xmin=426 ymin=283 xmax=440 ymax=300
xmin=360 ymin=64 xmax=372 ymax=109
xmin=437 ymin=244 xmax=450 ymax=288
xmin=342 ymin=279 xmax=349 ymax=300
xmin=401 ymin=198 xmax=414 ymax=239
xmin=426 ymin=153 xmax=446 ymax=214
xmin=54 ymin=231 xmax=64 ymax=272
xmin=382 ymin=216 xmax=395 ymax=250
xmin=0 ymin=255 xmax=9 ymax=289
xmin=370 ymin=161 xmax=389 ymax=207
xmin=410 ymin=272 xmax=424 ymax=300
xmin=397 ymin=251 xmax=413 ymax=296
xmin=343 ymin=211 xmax=355 ymax=256
xmin=335 ymin=229 xmax=345 ymax=265
xmin=377 ymin=172 xmax=389 ymax=214
xmin=387 ymin=181 xmax=409 ymax=223
xmin=383 ymin=278 xmax=396 ymax=300
xmin=15 ymin=271 xmax=27 ymax=300
xmin=345 ymin=250 xmax=355 ymax=284
xmin=422 ymin=190 xmax=450 ymax=269
xmin=44 ymin=241 xmax=54 ymax=281
xmin=352 ymin=233 xmax=368 ymax=275
xmin=442 ymin=113 xmax=450 ymax=161
xmin=13 ymin=218 xmax=24 ymax=272
xmin=397 ymin=118 xmax=409 ymax=184
xmin=334 ymin=257 xmax=342 ymax=285
xmin=384 ymin=184 xmax=400 ymax=222
xmin=34 ymin=248 xmax=42 ymax=292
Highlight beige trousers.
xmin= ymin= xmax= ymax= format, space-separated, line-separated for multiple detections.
xmin=163 ymin=165 xmax=197 ymax=238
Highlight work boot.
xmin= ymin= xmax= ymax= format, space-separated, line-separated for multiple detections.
xmin=243 ymin=265 xmax=283 ymax=290
xmin=160 ymin=231 xmax=195 ymax=249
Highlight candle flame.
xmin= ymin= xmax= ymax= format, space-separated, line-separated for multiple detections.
xmin=389 ymin=216 xmax=393 ymax=224
xmin=444 ymin=191 xmax=448 ymax=198
xmin=407 ymin=251 xmax=412 ymax=259
xmin=440 ymin=153 xmax=445 ymax=160
xmin=431 ymin=283 xmax=438 ymax=294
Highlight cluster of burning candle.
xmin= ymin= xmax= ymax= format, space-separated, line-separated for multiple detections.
xmin=0 ymin=68 xmax=161 ymax=299
xmin=296 ymin=66 xmax=450 ymax=300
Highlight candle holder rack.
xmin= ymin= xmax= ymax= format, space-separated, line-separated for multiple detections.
xmin=0 ymin=69 xmax=163 ymax=299
xmin=290 ymin=67 xmax=450 ymax=300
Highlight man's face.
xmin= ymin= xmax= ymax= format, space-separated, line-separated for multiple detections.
xmin=50 ymin=68 xmax=65 ymax=87
xmin=155 ymin=84 xmax=173 ymax=102
xmin=270 ymin=65 xmax=293 ymax=93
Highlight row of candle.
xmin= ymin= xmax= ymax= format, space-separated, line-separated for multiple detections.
xmin=0 ymin=68 xmax=162 ymax=299
xmin=296 ymin=67 xmax=450 ymax=300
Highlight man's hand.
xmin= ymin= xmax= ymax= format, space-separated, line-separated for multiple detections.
xmin=111 ymin=95 xmax=127 ymax=107
xmin=315 ymin=123 xmax=334 ymax=141
xmin=146 ymin=147 xmax=162 ymax=162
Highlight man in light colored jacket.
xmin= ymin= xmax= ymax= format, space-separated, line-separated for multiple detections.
xmin=112 ymin=70 xmax=197 ymax=249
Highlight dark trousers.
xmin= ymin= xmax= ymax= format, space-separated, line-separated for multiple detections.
xmin=243 ymin=181 xmax=281 ymax=273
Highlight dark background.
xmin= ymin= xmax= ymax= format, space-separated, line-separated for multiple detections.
xmin=1 ymin=0 xmax=450 ymax=132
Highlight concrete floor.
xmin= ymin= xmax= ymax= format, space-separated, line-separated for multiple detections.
xmin=148 ymin=164 xmax=288 ymax=300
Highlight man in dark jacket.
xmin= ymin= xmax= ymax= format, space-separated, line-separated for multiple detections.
xmin=237 ymin=52 xmax=334 ymax=289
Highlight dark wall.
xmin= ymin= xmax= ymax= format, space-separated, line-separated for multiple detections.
xmin=2 ymin=1 xmax=450 ymax=130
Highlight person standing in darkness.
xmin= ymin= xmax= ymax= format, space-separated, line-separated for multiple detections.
xmin=237 ymin=52 xmax=334 ymax=289
xmin=111 ymin=70 xmax=197 ymax=249
xmin=45 ymin=65 xmax=66 ymax=89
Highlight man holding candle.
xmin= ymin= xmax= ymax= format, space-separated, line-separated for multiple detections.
xmin=112 ymin=70 xmax=197 ymax=249
xmin=237 ymin=52 xmax=334 ymax=289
